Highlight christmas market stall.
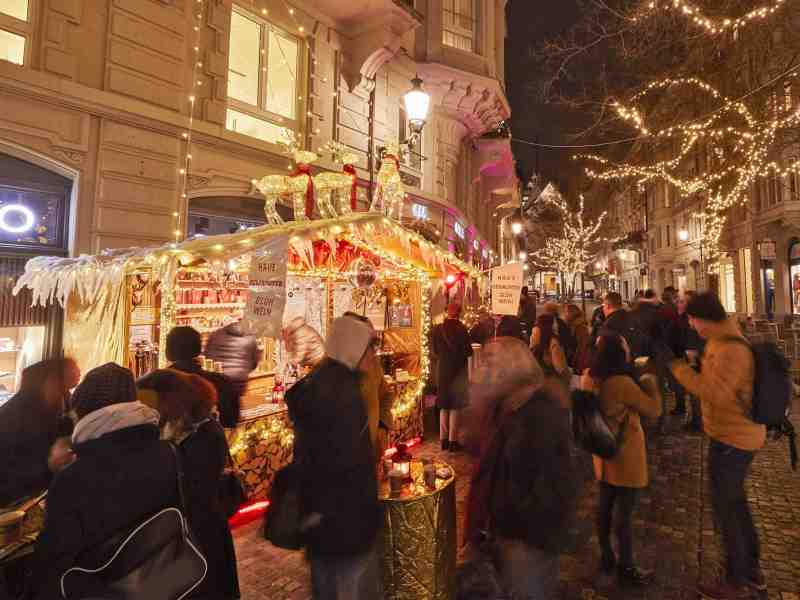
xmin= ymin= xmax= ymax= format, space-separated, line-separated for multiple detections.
xmin=13 ymin=211 xmax=482 ymax=501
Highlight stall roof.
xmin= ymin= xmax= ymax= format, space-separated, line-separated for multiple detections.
xmin=15 ymin=213 xmax=484 ymax=307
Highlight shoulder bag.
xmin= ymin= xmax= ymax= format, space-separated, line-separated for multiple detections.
xmin=59 ymin=443 xmax=207 ymax=600
xmin=571 ymin=389 xmax=628 ymax=460
xmin=263 ymin=462 xmax=305 ymax=550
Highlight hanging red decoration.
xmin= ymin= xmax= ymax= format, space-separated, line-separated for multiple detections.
xmin=312 ymin=239 xmax=332 ymax=268
xmin=290 ymin=163 xmax=314 ymax=218
xmin=342 ymin=164 xmax=358 ymax=211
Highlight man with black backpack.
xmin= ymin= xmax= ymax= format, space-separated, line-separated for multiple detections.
xmin=655 ymin=292 xmax=770 ymax=600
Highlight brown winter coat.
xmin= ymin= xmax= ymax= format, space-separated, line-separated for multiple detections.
xmin=593 ymin=374 xmax=662 ymax=488
xmin=669 ymin=319 xmax=766 ymax=451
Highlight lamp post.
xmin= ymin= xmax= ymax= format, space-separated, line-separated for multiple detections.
xmin=402 ymin=76 xmax=430 ymax=150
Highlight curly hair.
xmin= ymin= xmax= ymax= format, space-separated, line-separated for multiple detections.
xmin=136 ymin=369 xmax=217 ymax=423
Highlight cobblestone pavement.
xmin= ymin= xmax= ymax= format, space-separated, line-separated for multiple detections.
xmin=234 ymin=400 xmax=800 ymax=599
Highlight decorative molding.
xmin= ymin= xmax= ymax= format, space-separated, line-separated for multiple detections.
xmin=186 ymin=174 xmax=212 ymax=189
xmin=50 ymin=148 xmax=85 ymax=167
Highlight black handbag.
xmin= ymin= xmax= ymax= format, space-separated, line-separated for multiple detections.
xmin=59 ymin=443 xmax=207 ymax=600
xmin=263 ymin=462 xmax=305 ymax=550
xmin=572 ymin=389 xmax=628 ymax=460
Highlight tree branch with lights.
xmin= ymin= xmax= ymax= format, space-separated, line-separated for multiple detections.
xmin=530 ymin=194 xmax=608 ymax=298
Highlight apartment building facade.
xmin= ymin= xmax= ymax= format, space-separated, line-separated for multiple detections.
xmin=0 ymin=0 xmax=512 ymax=259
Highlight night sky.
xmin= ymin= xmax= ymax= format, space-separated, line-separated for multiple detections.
xmin=505 ymin=0 xmax=584 ymax=194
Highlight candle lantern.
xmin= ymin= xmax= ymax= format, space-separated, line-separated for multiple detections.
xmin=392 ymin=443 xmax=412 ymax=481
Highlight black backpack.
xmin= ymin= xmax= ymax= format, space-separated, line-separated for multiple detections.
xmin=724 ymin=337 xmax=791 ymax=427
xmin=726 ymin=337 xmax=797 ymax=470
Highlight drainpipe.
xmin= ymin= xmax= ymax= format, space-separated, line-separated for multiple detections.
xmin=367 ymin=80 xmax=377 ymax=203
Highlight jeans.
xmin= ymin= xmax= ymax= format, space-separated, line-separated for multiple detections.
xmin=708 ymin=440 xmax=760 ymax=586
xmin=596 ymin=482 xmax=639 ymax=567
xmin=439 ymin=408 xmax=460 ymax=443
xmin=309 ymin=545 xmax=381 ymax=600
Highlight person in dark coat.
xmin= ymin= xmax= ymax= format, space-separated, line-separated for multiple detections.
xmin=150 ymin=370 xmax=240 ymax=600
xmin=165 ymin=326 xmax=242 ymax=427
xmin=29 ymin=363 xmax=180 ymax=600
xmin=630 ymin=289 xmax=664 ymax=355
xmin=286 ymin=316 xmax=382 ymax=600
xmin=205 ymin=321 xmax=262 ymax=397
xmin=496 ymin=314 xmax=524 ymax=340
xmin=518 ymin=286 xmax=537 ymax=341
xmin=600 ymin=292 xmax=638 ymax=350
xmin=0 ymin=358 xmax=76 ymax=507
xmin=464 ymin=338 xmax=578 ymax=598
xmin=432 ymin=303 xmax=473 ymax=452
xmin=590 ymin=302 xmax=606 ymax=347
xmin=469 ymin=312 xmax=496 ymax=345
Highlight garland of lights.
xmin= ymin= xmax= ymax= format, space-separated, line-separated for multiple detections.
xmin=581 ymin=77 xmax=800 ymax=264
xmin=530 ymin=195 xmax=607 ymax=278
xmin=633 ymin=0 xmax=791 ymax=35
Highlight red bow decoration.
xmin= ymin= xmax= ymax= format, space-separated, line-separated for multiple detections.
xmin=291 ymin=163 xmax=314 ymax=218
xmin=335 ymin=239 xmax=356 ymax=272
xmin=342 ymin=164 xmax=358 ymax=211
xmin=383 ymin=154 xmax=401 ymax=171
xmin=312 ymin=239 xmax=332 ymax=268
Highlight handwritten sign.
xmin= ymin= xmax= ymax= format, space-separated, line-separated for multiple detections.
xmin=491 ymin=263 xmax=524 ymax=316
xmin=241 ymin=234 xmax=289 ymax=338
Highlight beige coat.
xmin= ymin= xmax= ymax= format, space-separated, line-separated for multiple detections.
xmin=593 ymin=374 xmax=662 ymax=488
xmin=670 ymin=319 xmax=766 ymax=451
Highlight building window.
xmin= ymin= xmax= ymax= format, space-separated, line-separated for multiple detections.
xmin=226 ymin=7 xmax=300 ymax=144
xmin=443 ymin=0 xmax=477 ymax=53
xmin=411 ymin=203 xmax=427 ymax=220
xmin=0 ymin=0 xmax=31 ymax=66
xmin=666 ymin=224 xmax=671 ymax=247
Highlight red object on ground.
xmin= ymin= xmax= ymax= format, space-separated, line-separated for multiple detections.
xmin=229 ymin=499 xmax=270 ymax=530
xmin=384 ymin=436 xmax=423 ymax=458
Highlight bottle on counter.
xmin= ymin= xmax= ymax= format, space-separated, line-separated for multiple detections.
xmin=271 ymin=378 xmax=285 ymax=405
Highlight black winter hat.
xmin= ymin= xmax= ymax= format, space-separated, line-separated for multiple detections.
xmin=166 ymin=326 xmax=202 ymax=362
xmin=686 ymin=291 xmax=727 ymax=323
xmin=72 ymin=362 xmax=137 ymax=419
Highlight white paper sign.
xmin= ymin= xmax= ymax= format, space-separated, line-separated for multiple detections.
xmin=491 ymin=263 xmax=524 ymax=316
xmin=241 ymin=234 xmax=289 ymax=338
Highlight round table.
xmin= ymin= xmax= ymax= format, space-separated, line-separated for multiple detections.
xmin=379 ymin=461 xmax=456 ymax=600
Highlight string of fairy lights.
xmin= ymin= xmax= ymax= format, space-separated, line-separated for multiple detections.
xmin=530 ymin=194 xmax=608 ymax=277
xmin=581 ymin=74 xmax=800 ymax=267
xmin=172 ymin=0 xmax=207 ymax=244
xmin=633 ymin=0 xmax=792 ymax=34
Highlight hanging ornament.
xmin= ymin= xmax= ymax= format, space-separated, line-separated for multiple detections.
xmin=370 ymin=142 xmax=405 ymax=220
xmin=256 ymin=175 xmax=288 ymax=224
xmin=349 ymin=257 xmax=377 ymax=289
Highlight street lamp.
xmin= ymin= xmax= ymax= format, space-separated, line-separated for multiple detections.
xmin=519 ymin=251 xmax=527 ymax=260
xmin=403 ymin=76 xmax=430 ymax=147
xmin=678 ymin=228 xmax=689 ymax=242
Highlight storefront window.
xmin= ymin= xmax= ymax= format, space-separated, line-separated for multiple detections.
xmin=720 ymin=261 xmax=737 ymax=313
xmin=0 ymin=324 xmax=43 ymax=405
xmin=789 ymin=242 xmax=800 ymax=315
xmin=0 ymin=185 xmax=67 ymax=248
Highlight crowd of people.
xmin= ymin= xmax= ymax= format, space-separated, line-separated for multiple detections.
xmin=448 ymin=287 xmax=769 ymax=600
xmin=0 ymin=286 xmax=774 ymax=600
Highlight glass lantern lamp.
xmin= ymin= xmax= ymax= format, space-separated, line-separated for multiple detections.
xmin=392 ymin=443 xmax=412 ymax=481
xmin=403 ymin=76 xmax=430 ymax=145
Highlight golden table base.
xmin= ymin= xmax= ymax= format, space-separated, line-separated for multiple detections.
xmin=379 ymin=462 xmax=456 ymax=600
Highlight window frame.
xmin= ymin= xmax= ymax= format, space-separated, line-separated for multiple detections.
xmin=227 ymin=5 xmax=303 ymax=141
xmin=0 ymin=0 xmax=34 ymax=67
xmin=442 ymin=0 xmax=479 ymax=54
